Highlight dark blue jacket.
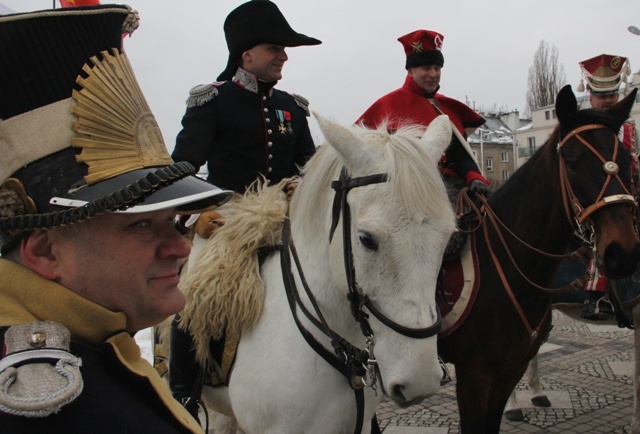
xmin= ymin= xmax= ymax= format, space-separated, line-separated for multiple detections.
xmin=172 ymin=68 xmax=316 ymax=193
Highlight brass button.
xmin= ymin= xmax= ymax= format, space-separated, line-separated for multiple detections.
xmin=30 ymin=332 xmax=46 ymax=348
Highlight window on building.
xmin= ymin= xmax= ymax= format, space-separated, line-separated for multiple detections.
xmin=501 ymin=152 xmax=509 ymax=162
xmin=502 ymin=170 xmax=510 ymax=180
xmin=528 ymin=137 xmax=536 ymax=148
xmin=486 ymin=157 xmax=493 ymax=172
xmin=545 ymin=111 xmax=551 ymax=120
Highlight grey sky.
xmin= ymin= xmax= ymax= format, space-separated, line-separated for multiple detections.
xmin=3 ymin=0 xmax=640 ymax=152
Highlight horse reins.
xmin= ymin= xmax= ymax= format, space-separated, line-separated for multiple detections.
xmin=467 ymin=124 xmax=636 ymax=348
xmin=280 ymin=167 xmax=442 ymax=434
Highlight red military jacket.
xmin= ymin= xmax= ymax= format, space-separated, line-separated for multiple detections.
xmin=356 ymin=75 xmax=488 ymax=185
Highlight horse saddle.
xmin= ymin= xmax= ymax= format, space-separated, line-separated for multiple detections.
xmin=437 ymin=234 xmax=481 ymax=338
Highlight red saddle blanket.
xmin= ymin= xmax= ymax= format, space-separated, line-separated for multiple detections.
xmin=437 ymin=234 xmax=481 ymax=338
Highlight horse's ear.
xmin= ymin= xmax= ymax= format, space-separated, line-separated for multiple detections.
xmin=555 ymin=85 xmax=578 ymax=125
xmin=420 ymin=115 xmax=452 ymax=162
xmin=608 ymin=88 xmax=637 ymax=125
xmin=313 ymin=112 xmax=376 ymax=172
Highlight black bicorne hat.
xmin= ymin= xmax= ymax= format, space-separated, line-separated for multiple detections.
xmin=217 ymin=0 xmax=321 ymax=81
xmin=0 ymin=5 xmax=233 ymax=253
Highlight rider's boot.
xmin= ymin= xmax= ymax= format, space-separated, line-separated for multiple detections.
xmin=169 ymin=315 xmax=201 ymax=421
xmin=581 ymin=291 xmax=615 ymax=321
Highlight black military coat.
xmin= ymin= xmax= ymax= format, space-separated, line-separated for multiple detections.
xmin=171 ymin=68 xmax=317 ymax=193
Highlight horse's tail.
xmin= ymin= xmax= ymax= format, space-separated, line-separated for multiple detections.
xmin=178 ymin=179 xmax=290 ymax=369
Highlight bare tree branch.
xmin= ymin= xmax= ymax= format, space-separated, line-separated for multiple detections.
xmin=525 ymin=40 xmax=566 ymax=116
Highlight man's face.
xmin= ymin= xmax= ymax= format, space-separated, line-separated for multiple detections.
xmin=243 ymin=43 xmax=288 ymax=82
xmin=590 ymin=92 xmax=619 ymax=110
xmin=408 ymin=64 xmax=442 ymax=94
xmin=48 ymin=209 xmax=191 ymax=332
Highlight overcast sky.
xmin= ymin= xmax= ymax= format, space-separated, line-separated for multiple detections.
xmin=3 ymin=0 xmax=640 ymax=151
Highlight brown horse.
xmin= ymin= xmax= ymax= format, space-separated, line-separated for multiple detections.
xmin=437 ymin=85 xmax=640 ymax=433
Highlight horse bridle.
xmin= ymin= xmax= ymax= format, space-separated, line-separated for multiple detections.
xmin=281 ymin=167 xmax=442 ymax=434
xmin=329 ymin=168 xmax=443 ymax=340
xmin=468 ymin=123 xmax=638 ymax=347
xmin=557 ymin=124 xmax=637 ymax=241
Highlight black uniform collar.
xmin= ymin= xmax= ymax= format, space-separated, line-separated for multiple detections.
xmin=232 ymin=68 xmax=277 ymax=96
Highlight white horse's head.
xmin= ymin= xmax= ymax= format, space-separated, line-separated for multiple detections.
xmin=291 ymin=114 xmax=456 ymax=407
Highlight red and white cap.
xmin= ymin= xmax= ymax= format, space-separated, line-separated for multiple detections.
xmin=398 ymin=29 xmax=445 ymax=69
xmin=578 ymin=54 xmax=631 ymax=95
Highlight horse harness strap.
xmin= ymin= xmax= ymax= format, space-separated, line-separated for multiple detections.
xmin=281 ymin=167 xmax=443 ymax=434
xmin=281 ymin=220 xmax=367 ymax=434
xmin=557 ymin=124 xmax=636 ymax=229
xmin=466 ymin=123 xmax=636 ymax=347
xmin=467 ymin=189 xmax=589 ymax=348
xmin=329 ymin=169 xmax=389 ymax=242
xmin=480 ymin=202 xmax=552 ymax=348
xmin=475 ymin=194 xmax=591 ymax=294
xmin=330 ymin=167 xmax=443 ymax=340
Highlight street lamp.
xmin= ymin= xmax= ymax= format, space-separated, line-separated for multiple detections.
xmin=477 ymin=128 xmax=490 ymax=177
xmin=629 ymin=25 xmax=640 ymax=36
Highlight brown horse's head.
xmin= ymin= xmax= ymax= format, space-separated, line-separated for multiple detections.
xmin=555 ymin=85 xmax=640 ymax=278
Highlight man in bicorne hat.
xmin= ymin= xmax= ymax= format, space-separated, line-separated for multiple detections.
xmin=171 ymin=0 xmax=320 ymax=197
xmin=168 ymin=0 xmax=321 ymax=419
xmin=356 ymin=29 xmax=491 ymax=197
xmin=578 ymin=53 xmax=639 ymax=321
xmin=0 ymin=4 xmax=232 ymax=433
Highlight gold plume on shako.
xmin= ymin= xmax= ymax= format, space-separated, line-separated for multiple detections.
xmin=71 ymin=48 xmax=173 ymax=185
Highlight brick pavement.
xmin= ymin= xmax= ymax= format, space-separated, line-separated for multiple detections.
xmin=376 ymin=311 xmax=636 ymax=433
xmin=178 ymin=310 xmax=635 ymax=433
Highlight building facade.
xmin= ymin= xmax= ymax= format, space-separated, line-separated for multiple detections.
xmin=467 ymin=111 xmax=522 ymax=190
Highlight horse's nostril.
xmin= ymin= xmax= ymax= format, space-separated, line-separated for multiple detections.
xmin=604 ymin=243 xmax=640 ymax=278
xmin=392 ymin=384 xmax=406 ymax=402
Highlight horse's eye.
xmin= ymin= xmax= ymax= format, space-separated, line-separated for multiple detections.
xmin=359 ymin=232 xmax=378 ymax=251
xmin=564 ymin=159 xmax=579 ymax=174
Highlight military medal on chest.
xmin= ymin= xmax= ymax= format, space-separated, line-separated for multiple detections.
xmin=276 ymin=109 xmax=293 ymax=134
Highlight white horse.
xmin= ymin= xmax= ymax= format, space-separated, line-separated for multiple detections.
xmin=177 ymin=114 xmax=456 ymax=433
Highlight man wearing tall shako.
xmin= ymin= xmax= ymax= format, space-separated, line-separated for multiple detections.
xmin=0 ymin=4 xmax=232 ymax=433
xmin=577 ymin=53 xmax=639 ymax=320
xmin=356 ymin=29 xmax=491 ymax=196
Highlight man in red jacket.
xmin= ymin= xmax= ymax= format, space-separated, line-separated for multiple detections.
xmin=356 ymin=29 xmax=491 ymax=195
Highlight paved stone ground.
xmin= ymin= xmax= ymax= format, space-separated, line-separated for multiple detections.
xmin=147 ymin=310 xmax=635 ymax=433
xmin=376 ymin=310 xmax=636 ymax=434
